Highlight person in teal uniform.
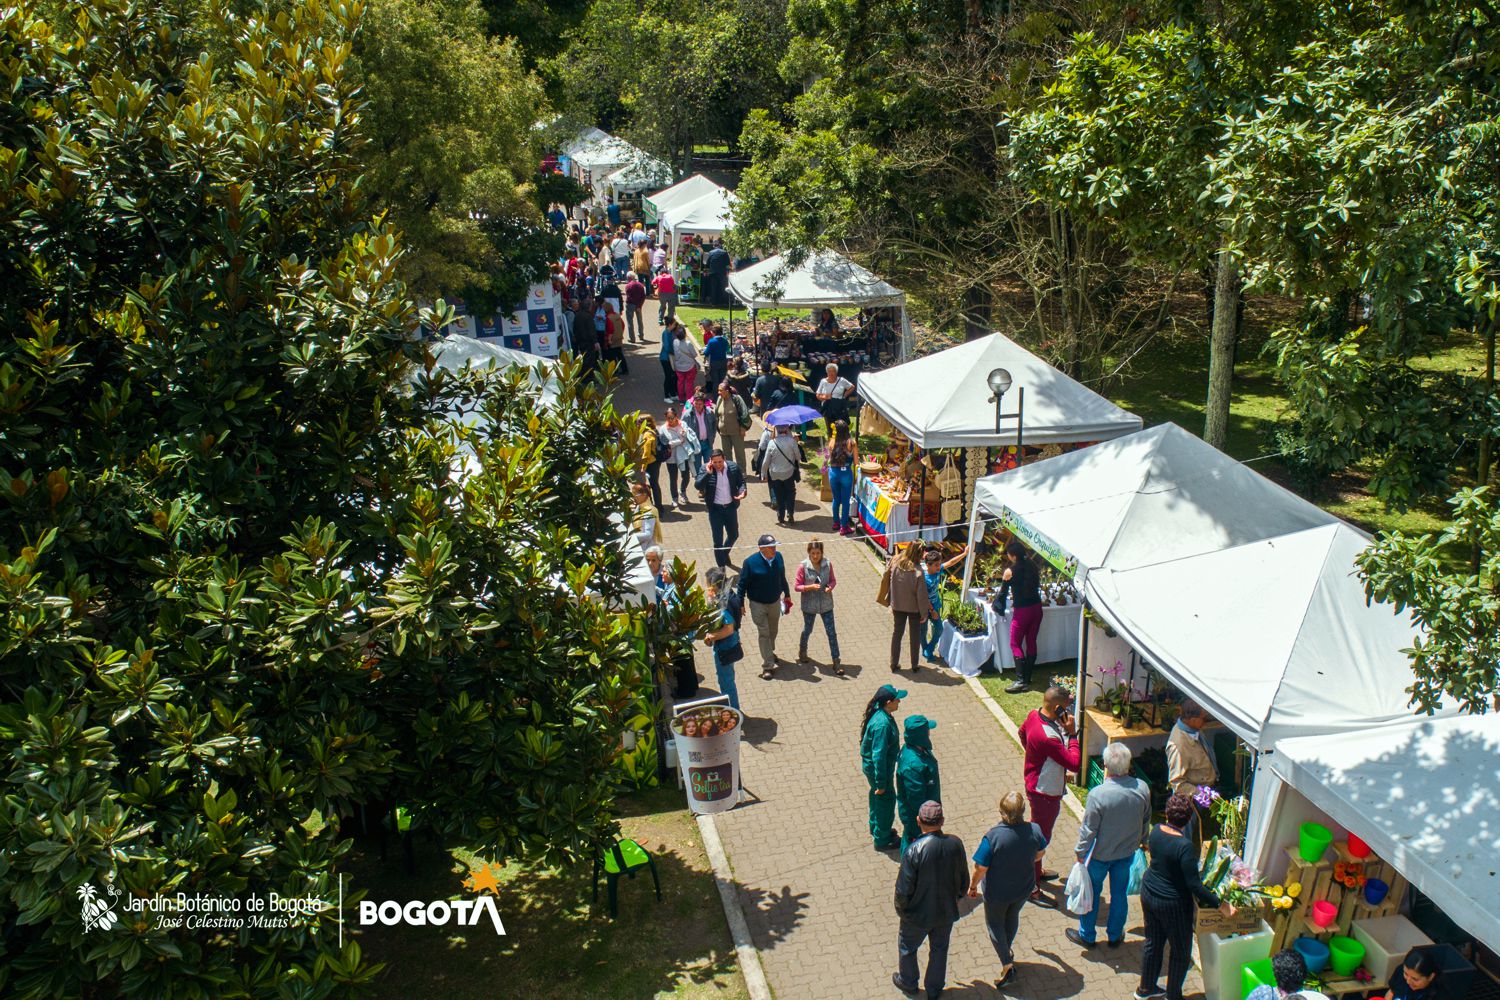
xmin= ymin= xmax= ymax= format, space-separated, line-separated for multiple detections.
xmin=860 ymin=684 xmax=906 ymax=850
xmin=896 ymin=715 xmax=941 ymax=853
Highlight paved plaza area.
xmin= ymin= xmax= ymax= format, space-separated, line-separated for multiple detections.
xmin=613 ymin=322 xmax=1203 ymax=1000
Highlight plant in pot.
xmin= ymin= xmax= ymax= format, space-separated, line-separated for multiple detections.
xmin=945 ymin=600 xmax=988 ymax=638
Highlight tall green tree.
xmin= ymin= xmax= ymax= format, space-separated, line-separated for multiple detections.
xmin=0 ymin=1 xmax=655 ymax=995
xmin=554 ymin=0 xmax=795 ymax=171
xmin=355 ymin=0 xmax=558 ymax=312
xmin=1209 ymin=1 xmax=1498 ymax=506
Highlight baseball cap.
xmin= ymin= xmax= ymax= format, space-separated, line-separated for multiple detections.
xmin=917 ymin=801 xmax=944 ymax=824
xmin=875 ymin=684 xmax=908 ymax=704
xmin=903 ymin=714 xmax=937 ymax=734
xmin=757 ymin=534 xmax=777 ymax=547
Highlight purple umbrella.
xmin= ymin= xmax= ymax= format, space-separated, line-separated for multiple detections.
xmin=763 ymin=404 xmax=823 ymax=426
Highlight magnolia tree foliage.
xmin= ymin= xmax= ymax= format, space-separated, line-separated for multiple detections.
xmin=0 ymin=1 xmax=657 ymax=996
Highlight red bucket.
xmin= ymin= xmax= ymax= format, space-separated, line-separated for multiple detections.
xmin=1347 ymin=833 xmax=1372 ymax=858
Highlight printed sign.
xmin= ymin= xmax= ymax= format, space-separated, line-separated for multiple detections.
xmin=477 ymin=316 xmax=499 ymax=339
xmin=996 ymin=507 xmax=1079 ymax=579
xmin=671 ymin=704 xmax=743 ymax=815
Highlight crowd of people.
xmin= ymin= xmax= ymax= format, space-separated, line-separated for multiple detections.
xmin=574 ymin=205 xmax=1276 ymax=1000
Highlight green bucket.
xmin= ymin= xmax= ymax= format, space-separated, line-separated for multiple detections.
xmin=1329 ymin=935 xmax=1365 ymax=976
xmin=1299 ymin=821 xmax=1333 ymax=863
xmin=1242 ymin=958 xmax=1275 ymax=999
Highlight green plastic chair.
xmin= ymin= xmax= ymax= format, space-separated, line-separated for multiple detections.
xmin=592 ymin=838 xmax=661 ymax=918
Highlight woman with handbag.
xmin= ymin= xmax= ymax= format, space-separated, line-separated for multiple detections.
xmin=759 ymin=424 xmax=803 ymax=525
xmin=878 ymin=542 xmax=935 ymax=672
xmin=702 ymin=568 xmax=744 ymax=712
xmin=659 ymin=406 xmax=699 ymax=509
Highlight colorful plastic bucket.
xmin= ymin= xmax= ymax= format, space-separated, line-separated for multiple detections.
xmin=1347 ymin=833 xmax=1372 ymax=858
xmin=1311 ymin=900 xmax=1338 ymax=928
xmin=1294 ymin=937 xmax=1332 ymax=974
xmin=1299 ymin=822 xmax=1333 ymax=863
xmin=1364 ymin=878 xmax=1389 ymax=905
xmin=1242 ymin=958 xmax=1275 ymax=999
xmin=1329 ymin=935 xmax=1366 ymax=976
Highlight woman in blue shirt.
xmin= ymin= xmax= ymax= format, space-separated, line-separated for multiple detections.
xmin=702 ymin=569 xmax=743 ymax=712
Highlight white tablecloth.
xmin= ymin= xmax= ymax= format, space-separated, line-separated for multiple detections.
xmin=855 ymin=473 xmax=946 ymax=555
xmin=969 ymin=592 xmax=1082 ymax=670
xmin=937 ymin=621 xmax=995 ymax=677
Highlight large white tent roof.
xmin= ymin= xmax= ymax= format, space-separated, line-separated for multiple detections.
xmin=858 ymin=332 xmax=1142 ymax=448
xmin=604 ymin=154 xmax=674 ymax=193
xmin=559 ymin=126 xmax=612 ymax=158
xmin=645 ymin=174 xmax=720 ymax=219
xmin=1271 ymin=715 xmax=1499 ymax=952
xmin=569 ymin=133 xmax=643 ymax=172
xmin=661 ymin=186 xmax=737 ymax=236
xmin=427 ymin=335 xmax=560 ymax=411
xmin=728 ymin=250 xmax=905 ymax=310
xmin=973 ymin=423 xmax=1335 ymax=574
xmin=1085 ymin=522 xmax=1425 ymax=750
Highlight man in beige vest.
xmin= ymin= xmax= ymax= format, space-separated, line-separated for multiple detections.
xmin=1167 ymin=698 xmax=1220 ymax=843
xmin=715 ymin=380 xmax=750 ymax=470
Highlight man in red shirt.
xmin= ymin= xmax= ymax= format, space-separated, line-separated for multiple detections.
xmin=623 ymin=272 xmax=648 ymax=344
xmin=1018 ymin=685 xmax=1080 ymax=904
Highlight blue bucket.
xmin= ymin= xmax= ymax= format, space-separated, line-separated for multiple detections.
xmin=1294 ymin=936 xmax=1331 ymax=974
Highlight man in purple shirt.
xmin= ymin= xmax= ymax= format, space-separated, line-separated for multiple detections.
xmin=623 ymin=272 xmax=647 ymax=344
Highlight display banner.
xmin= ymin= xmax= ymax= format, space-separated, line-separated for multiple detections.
xmin=996 ymin=506 xmax=1080 ymax=580
xmin=481 ymin=282 xmax=565 ymax=358
xmin=671 ymin=702 xmax=743 ymax=814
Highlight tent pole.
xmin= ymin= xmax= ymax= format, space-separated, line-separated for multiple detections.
xmin=915 ymin=460 xmax=927 ymax=542
xmin=959 ymin=490 xmax=982 ymax=596
xmin=1076 ymin=604 xmax=1091 ymax=765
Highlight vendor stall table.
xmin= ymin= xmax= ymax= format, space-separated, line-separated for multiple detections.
xmin=968 ymin=592 xmax=1081 ymax=669
xmin=855 ymin=473 xmax=946 ymax=554
xmin=936 ymin=622 xmax=994 ymax=677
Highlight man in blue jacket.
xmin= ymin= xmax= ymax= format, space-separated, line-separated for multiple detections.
xmin=735 ymin=534 xmax=791 ymax=679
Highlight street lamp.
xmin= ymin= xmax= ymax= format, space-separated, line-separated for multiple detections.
xmin=986 ymin=367 xmax=1024 ymax=456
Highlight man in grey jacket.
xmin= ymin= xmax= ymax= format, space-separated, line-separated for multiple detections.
xmin=893 ymin=800 xmax=968 ymax=1000
xmin=1068 ymin=742 xmax=1151 ymax=949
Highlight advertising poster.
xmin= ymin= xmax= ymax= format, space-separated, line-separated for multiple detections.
xmin=670 ymin=704 xmax=743 ymax=815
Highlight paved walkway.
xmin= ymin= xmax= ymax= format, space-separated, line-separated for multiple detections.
xmin=611 ymin=317 xmax=1201 ymax=1000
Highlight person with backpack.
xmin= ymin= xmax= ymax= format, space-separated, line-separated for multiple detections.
xmin=640 ymin=414 xmax=665 ymax=510
xmin=860 ymin=684 xmax=905 ymax=850
xmin=716 ymin=380 xmax=752 ymax=469
xmin=659 ymin=319 xmax=680 ymax=403
xmin=703 ymin=323 xmax=730 ymax=391
xmin=759 ymin=424 xmax=804 ymax=526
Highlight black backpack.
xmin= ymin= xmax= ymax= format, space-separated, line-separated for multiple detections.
xmin=655 ymin=430 xmax=670 ymax=463
xmin=724 ymin=589 xmax=745 ymax=629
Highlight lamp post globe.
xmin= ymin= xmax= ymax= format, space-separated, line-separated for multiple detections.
xmin=987 ymin=367 xmax=1012 ymax=399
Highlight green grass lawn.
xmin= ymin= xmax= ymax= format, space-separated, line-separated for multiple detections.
xmin=349 ymin=787 xmax=747 ymax=1000
xmin=1097 ymin=321 xmax=1473 ymax=539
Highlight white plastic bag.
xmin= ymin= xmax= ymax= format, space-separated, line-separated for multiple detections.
xmin=1064 ymin=859 xmax=1094 ymax=915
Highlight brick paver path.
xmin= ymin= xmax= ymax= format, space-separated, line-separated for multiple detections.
xmin=612 ymin=317 xmax=1202 ymax=1000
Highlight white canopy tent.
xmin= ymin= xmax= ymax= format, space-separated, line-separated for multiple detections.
xmin=728 ymin=250 xmax=914 ymax=358
xmin=603 ymin=154 xmax=675 ymax=200
xmin=644 ymin=174 xmax=720 ymax=225
xmin=860 ymin=332 xmax=1142 ymax=450
xmin=660 ymin=186 xmax=737 ymax=261
xmin=1084 ymin=522 xmax=1424 ymax=753
xmin=558 ymin=125 xmax=611 ymax=158
xmin=570 ymin=134 xmax=646 ymax=188
xmin=968 ymin=422 xmax=1439 ymax=867
xmin=1268 ymin=715 xmax=1500 ymax=953
xmin=969 ymin=423 xmax=1334 ymax=581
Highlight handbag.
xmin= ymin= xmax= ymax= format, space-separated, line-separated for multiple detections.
xmin=715 ymin=638 xmax=745 ymax=664
xmin=1064 ymin=850 xmax=1095 ymax=916
xmin=1127 ymin=847 xmax=1148 ymax=895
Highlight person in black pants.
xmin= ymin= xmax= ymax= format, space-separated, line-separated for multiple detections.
xmin=695 ymin=449 xmax=746 ymax=568
xmin=893 ymin=800 xmax=968 ymax=1000
xmin=1136 ymin=794 xmax=1237 ymax=1000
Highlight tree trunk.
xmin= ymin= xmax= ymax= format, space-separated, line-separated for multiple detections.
xmin=963 ymin=281 xmax=992 ymax=341
xmin=1203 ymin=243 xmax=1241 ymax=451
xmin=1476 ymin=313 xmax=1496 ymax=575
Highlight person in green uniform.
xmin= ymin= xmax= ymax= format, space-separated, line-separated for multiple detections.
xmin=860 ymin=684 xmax=907 ymax=850
xmin=896 ymin=715 xmax=941 ymax=854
